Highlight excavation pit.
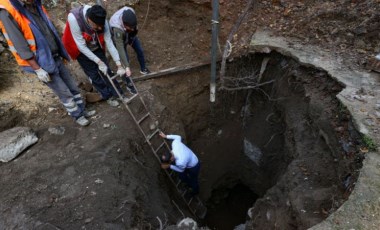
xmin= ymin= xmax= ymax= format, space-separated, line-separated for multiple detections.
xmin=205 ymin=183 xmax=258 ymax=230
xmin=151 ymin=52 xmax=364 ymax=229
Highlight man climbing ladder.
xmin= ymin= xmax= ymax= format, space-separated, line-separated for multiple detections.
xmin=159 ymin=132 xmax=201 ymax=198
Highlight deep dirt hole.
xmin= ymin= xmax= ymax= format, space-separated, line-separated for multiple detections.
xmin=154 ymin=52 xmax=363 ymax=229
xmin=205 ymin=183 xmax=258 ymax=229
xmin=0 ymin=51 xmax=364 ymax=229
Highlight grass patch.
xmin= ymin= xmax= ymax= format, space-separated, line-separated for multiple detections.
xmin=362 ymin=135 xmax=377 ymax=152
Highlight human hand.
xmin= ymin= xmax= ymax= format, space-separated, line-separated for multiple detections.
xmin=161 ymin=163 xmax=170 ymax=169
xmin=116 ymin=66 xmax=126 ymax=76
xmin=34 ymin=68 xmax=51 ymax=83
xmin=159 ymin=131 xmax=166 ymax=138
xmin=125 ymin=67 xmax=131 ymax=77
xmin=97 ymin=61 xmax=108 ymax=75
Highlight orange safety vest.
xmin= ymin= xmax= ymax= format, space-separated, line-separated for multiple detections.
xmin=0 ymin=0 xmax=37 ymax=67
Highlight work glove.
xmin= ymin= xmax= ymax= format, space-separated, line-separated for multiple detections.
xmin=34 ymin=68 xmax=51 ymax=83
xmin=116 ymin=66 xmax=126 ymax=76
xmin=125 ymin=67 xmax=131 ymax=77
xmin=97 ymin=61 xmax=108 ymax=76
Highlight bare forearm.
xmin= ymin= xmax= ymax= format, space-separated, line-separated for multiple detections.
xmin=25 ymin=57 xmax=40 ymax=70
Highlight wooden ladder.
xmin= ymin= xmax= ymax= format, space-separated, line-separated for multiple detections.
xmin=105 ymin=73 xmax=207 ymax=219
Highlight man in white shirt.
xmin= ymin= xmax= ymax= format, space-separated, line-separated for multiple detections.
xmin=62 ymin=4 xmax=126 ymax=107
xmin=160 ymin=132 xmax=201 ymax=196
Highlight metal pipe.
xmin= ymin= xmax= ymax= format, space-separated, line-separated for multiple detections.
xmin=210 ymin=0 xmax=219 ymax=102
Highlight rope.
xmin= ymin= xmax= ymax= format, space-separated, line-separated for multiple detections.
xmin=140 ymin=0 xmax=151 ymax=31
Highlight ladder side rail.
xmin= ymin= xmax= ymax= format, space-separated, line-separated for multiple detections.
xmin=122 ymin=102 xmax=152 ymax=140
xmin=104 ymin=73 xmax=147 ymax=133
xmin=104 ymin=73 xmax=125 ymax=100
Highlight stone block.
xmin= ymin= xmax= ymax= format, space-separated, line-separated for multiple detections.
xmin=0 ymin=127 xmax=38 ymax=162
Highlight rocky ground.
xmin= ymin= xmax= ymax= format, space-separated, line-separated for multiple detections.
xmin=0 ymin=0 xmax=379 ymax=229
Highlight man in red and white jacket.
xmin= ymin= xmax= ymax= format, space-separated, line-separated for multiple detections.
xmin=62 ymin=4 xmax=125 ymax=107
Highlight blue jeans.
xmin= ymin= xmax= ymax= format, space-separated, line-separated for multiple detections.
xmin=178 ymin=162 xmax=201 ymax=195
xmin=126 ymin=36 xmax=147 ymax=71
xmin=77 ymin=49 xmax=121 ymax=99
xmin=45 ymin=58 xmax=84 ymax=119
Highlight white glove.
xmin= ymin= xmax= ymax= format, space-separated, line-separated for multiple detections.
xmin=98 ymin=61 xmax=108 ymax=75
xmin=34 ymin=68 xmax=51 ymax=83
xmin=116 ymin=66 xmax=126 ymax=76
xmin=125 ymin=67 xmax=131 ymax=77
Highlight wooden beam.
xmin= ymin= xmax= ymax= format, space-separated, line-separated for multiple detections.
xmin=133 ymin=61 xmax=212 ymax=82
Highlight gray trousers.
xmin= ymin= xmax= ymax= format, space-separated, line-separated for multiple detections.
xmin=44 ymin=58 xmax=84 ymax=119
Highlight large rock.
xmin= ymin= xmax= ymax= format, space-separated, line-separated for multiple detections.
xmin=0 ymin=127 xmax=38 ymax=162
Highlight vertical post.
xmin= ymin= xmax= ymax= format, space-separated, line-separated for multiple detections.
xmin=210 ymin=0 xmax=219 ymax=103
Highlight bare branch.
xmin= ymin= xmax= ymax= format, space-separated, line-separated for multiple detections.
xmin=156 ymin=216 xmax=163 ymax=230
xmin=220 ymin=0 xmax=255 ymax=83
xmin=220 ymin=79 xmax=275 ymax=91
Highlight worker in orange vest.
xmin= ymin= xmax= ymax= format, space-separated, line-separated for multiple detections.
xmin=0 ymin=0 xmax=95 ymax=126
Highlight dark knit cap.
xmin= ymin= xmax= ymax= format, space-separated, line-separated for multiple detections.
xmin=87 ymin=5 xmax=107 ymax=26
xmin=122 ymin=10 xmax=137 ymax=28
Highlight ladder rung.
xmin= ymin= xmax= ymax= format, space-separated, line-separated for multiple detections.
xmin=110 ymin=74 xmax=119 ymax=80
xmin=154 ymin=142 xmax=165 ymax=153
xmin=137 ymin=113 xmax=150 ymax=124
xmin=124 ymin=94 xmax=138 ymax=104
xmin=187 ymin=197 xmax=194 ymax=205
xmin=147 ymin=129 xmax=160 ymax=140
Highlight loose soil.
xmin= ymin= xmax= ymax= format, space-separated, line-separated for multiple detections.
xmin=0 ymin=0 xmax=379 ymax=229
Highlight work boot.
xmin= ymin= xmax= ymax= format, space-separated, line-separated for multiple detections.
xmin=140 ymin=68 xmax=151 ymax=75
xmin=76 ymin=116 xmax=90 ymax=126
xmin=106 ymin=98 xmax=119 ymax=107
xmin=84 ymin=109 xmax=96 ymax=118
